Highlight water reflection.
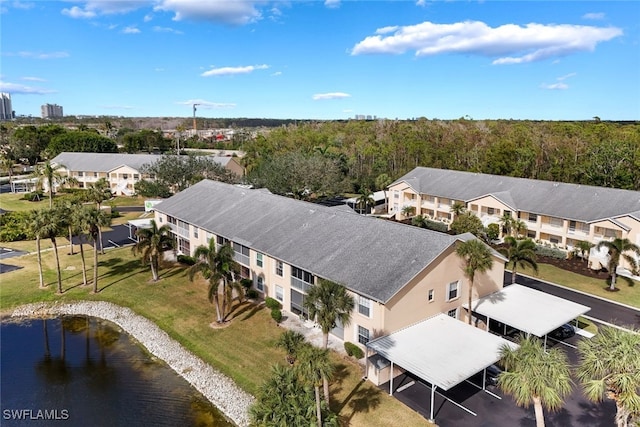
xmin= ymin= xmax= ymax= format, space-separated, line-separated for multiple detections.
xmin=1 ymin=316 xmax=233 ymax=427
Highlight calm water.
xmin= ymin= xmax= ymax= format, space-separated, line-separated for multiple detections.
xmin=1 ymin=316 xmax=234 ymax=427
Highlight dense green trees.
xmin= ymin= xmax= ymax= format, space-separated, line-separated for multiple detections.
xmin=47 ymin=131 xmax=117 ymax=157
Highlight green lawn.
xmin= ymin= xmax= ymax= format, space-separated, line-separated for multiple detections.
xmin=0 ymin=193 xmax=50 ymax=211
xmin=518 ymin=263 xmax=640 ymax=309
xmin=0 ymin=247 xmax=431 ymax=427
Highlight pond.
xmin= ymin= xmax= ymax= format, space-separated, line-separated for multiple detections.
xmin=1 ymin=316 xmax=234 ymax=427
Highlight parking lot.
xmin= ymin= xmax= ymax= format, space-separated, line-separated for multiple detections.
xmin=380 ymin=333 xmax=616 ymax=427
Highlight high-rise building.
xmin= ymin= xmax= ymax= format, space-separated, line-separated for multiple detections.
xmin=41 ymin=103 xmax=64 ymax=119
xmin=0 ymin=93 xmax=13 ymax=120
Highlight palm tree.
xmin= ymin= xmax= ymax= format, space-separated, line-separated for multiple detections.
xmin=576 ymin=325 xmax=640 ymax=427
xmin=574 ymin=240 xmax=594 ymax=263
xmin=355 ymin=188 xmax=374 ymax=214
xmin=33 ymin=161 xmax=66 ymax=208
xmin=456 ymin=239 xmax=494 ymax=325
xmin=499 ymin=237 xmax=539 ymax=284
xmin=58 ymin=200 xmax=82 ymax=255
xmin=596 ymin=238 xmax=640 ymax=291
xmin=41 ymin=207 xmax=64 ymax=294
xmin=188 ymin=240 xmax=240 ymax=323
xmin=375 ymin=173 xmax=392 ymax=210
xmin=512 ymin=219 xmax=528 ymax=239
xmin=87 ymin=178 xmax=112 ymax=254
xmin=0 ymin=154 xmax=14 ymax=184
xmin=297 ymin=345 xmax=335 ymax=427
xmin=499 ymin=212 xmax=513 ymax=237
xmin=499 ymin=335 xmax=573 ymax=427
xmin=304 ymin=278 xmax=354 ymax=405
xmin=275 ymin=330 xmax=307 ymax=365
xmin=132 ymin=219 xmax=174 ymax=282
xmin=450 ymin=201 xmax=466 ymax=218
xmin=28 ymin=209 xmax=48 ymax=288
xmin=401 ymin=205 xmax=415 ymax=217
xmin=83 ymin=207 xmax=111 ymax=293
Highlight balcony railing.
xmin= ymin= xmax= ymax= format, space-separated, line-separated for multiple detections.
xmin=234 ymin=252 xmax=250 ymax=266
xmin=291 ymin=277 xmax=313 ymax=293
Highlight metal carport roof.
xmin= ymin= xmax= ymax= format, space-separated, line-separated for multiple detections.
xmin=367 ymin=314 xmax=517 ymax=391
xmin=466 ymin=284 xmax=591 ymax=337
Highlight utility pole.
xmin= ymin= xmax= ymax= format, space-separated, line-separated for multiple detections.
xmin=193 ymin=103 xmax=200 ymax=134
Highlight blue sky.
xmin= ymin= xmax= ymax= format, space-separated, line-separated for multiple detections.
xmin=2 ymin=1 xmax=639 ymax=120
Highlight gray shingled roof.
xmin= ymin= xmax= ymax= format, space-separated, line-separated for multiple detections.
xmin=392 ymin=167 xmax=640 ymax=223
xmin=51 ymin=152 xmax=233 ymax=173
xmin=154 ymin=180 xmax=463 ymax=303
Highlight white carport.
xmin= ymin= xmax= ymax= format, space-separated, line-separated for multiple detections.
xmin=366 ymin=313 xmax=517 ymax=422
xmin=126 ymin=218 xmax=152 ymax=242
xmin=466 ymin=284 xmax=590 ymax=344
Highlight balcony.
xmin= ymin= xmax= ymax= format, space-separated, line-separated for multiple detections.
xmin=291 ymin=276 xmax=313 ymax=293
xmin=234 ymin=252 xmax=250 ymax=266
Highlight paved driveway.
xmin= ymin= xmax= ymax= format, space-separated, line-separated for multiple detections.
xmin=71 ymin=224 xmax=136 ymax=250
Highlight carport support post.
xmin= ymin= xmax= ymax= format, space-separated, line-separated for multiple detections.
xmin=429 ymin=383 xmax=436 ymax=422
xmin=389 ymin=361 xmax=394 ymax=395
xmin=364 ymin=347 xmax=369 ymax=379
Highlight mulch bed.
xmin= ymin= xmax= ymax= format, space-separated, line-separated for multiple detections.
xmin=536 ymin=254 xmax=610 ymax=280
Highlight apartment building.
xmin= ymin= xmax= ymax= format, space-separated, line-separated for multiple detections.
xmin=50 ymin=152 xmax=243 ymax=195
xmin=388 ymin=167 xmax=640 ymax=270
xmin=41 ymin=103 xmax=64 ymax=119
xmin=153 ymin=179 xmax=506 ymax=348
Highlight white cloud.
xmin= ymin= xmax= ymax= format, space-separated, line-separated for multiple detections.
xmin=325 ymin=0 xmax=340 ymax=9
xmin=0 ymin=80 xmax=56 ymax=94
xmin=5 ymin=51 xmax=69 ymax=59
xmin=122 ymin=26 xmax=140 ymax=34
xmin=351 ymin=20 xmax=622 ymax=65
xmin=21 ymin=76 xmax=46 ymax=82
xmin=312 ymin=92 xmax=351 ymax=100
xmin=540 ymin=82 xmax=568 ymax=90
xmin=153 ymin=26 xmax=183 ymax=34
xmin=144 ymin=14 xmax=153 ymax=22
xmin=12 ymin=2 xmax=35 ymax=10
xmin=155 ymin=0 xmax=262 ymax=25
xmin=556 ymin=72 xmax=576 ymax=81
xmin=271 ymin=71 xmax=282 ymax=76
xmin=583 ymin=12 xmax=605 ymax=20
xmin=62 ymin=6 xmax=96 ymax=19
xmin=176 ymin=99 xmax=236 ymax=109
xmin=201 ymin=64 xmax=269 ymax=77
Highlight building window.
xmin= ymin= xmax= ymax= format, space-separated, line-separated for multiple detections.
xmin=393 ymin=191 xmax=399 ymax=199
xmin=428 ymin=289 xmax=434 ymax=302
xmin=133 ymin=174 xmax=139 ymax=180
xmin=233 ymin=242 xmax=250 ymax=266
xmin=193 ymin=227 xmax=198 ymax=239
xmin=487 ymin=207 xmax=495 ymax=215
xmin=93 ymin=172 xmax=98 ymax=178
xmin=275 ymin=285 xmax=284 ymax=302
xmin=358 ymin=296 xmax=371 ymax=317
xmin=357 ymin=326 xmax=370 ymax=345
xmin=256 ymin=252 xmax=263 ymax=268
xmin=275 ymin=260 xmax=284 ymax=277
xmin=123 ymin=174 xmax=128 ymax=179
xmin=216 ymin=235 xmax=228 ymax=247
xmin=447 ymin=281 xmax=459 ymax=301
xmin=528 ymin=213 xmax=538 ymax=222
xmin=158 ymin=217 xmax=163 ymax=223
xmin=240 ymin=265 xmax=250 ymax=279
xmin=167 ymin=216 xmax=177 ymax=225
xmin=78 ymin=171 xmax=84 ymax=177
xmin=291 ymin=266 xmax=313 ymax=292
xmin=447 ymin=308 xmax=458 ymax=319
xmin=178 ymin=237 xmax=190 ymax=255
xmin=256 ymin=276 xmax=265 ymax=292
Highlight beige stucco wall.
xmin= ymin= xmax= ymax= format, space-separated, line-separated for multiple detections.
xmin=224 ymin=158 xmax=244 ymax=177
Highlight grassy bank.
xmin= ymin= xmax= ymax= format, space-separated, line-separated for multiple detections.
xmin=0 ymin=246 xmax=431 ymax=427
xmin=520 ymin=264 xmax=640 ymax=309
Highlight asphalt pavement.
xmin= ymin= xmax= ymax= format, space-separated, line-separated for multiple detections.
xmin=506 ymin=272 xmax=640 ymax=329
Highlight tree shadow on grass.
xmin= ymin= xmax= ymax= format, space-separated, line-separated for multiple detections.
xmin=336 ymin=380 xmax=382 ymax=425
xmin=328 ymin=362 xmax=352 ymax=398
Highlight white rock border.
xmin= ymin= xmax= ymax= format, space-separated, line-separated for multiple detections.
xmin=9 ymin=301 xmax=255 ymax=427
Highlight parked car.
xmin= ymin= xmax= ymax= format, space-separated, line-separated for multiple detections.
xmin=550 ymin=323 xmax=575 ymax=340
xmin=485 ymin=364 xmax=503 ymax=386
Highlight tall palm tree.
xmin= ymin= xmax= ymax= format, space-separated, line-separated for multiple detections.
xmin=456 ymin=239 xmax=494 ymax=325
xmin=401 ymin=205 xmax=416 ymax=218
xmin=83 ymin=207 xmax=111 ymax=293
xmin=499 ymin=237 xmax=539 ymax=284
xmin=58 ymin=200 xmax=82 ymax=255
xmin=87 ymin=178 xmax=112 ymax=254
xmin=297 ymin=345 xmax=335 ymax=427
xmin=132 ymin=219 xmax=174 ymax=282
xmin=576 ymin=325 xmax=640 ymax=427
xmin=499 ymin=335 xmax=573 ymax=427
xmin=41 ymin=207 xmax=64 ymax=294
xmin=512 ymin=219 xmax=528 ymax=239
xmin=189 ymin=240 xmax=241 ymax=322
xmin=499 ymin=212 xmax=513 ymax=237
xmin=596 ymin=238 xmax=640 ymax=291
xmin=574 ymin=240 xmax=594 ymax=263
xmin=355 ymin=188 xmax=374 ymax=214
xmin=375 ymin=173 xmax=392 ymax=210
xmin=33 ymin=160 xmax=65 ymax=208
xmin=304 ymin=278 xmax=354 ymax=405
xmin=28 ymin=209 xmax=48 ymax=288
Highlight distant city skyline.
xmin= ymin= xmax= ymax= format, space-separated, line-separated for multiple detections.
xmin=1 ymin=1 xmax=639 ymax=120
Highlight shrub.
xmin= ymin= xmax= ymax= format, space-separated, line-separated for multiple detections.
xmin=177 ymin=254 xmax=196 ymax=265
xmin=271 ymin=308 xmax=283 ymax=323
xmin=486 ymin=223 xmax=500 ymax=241
xmin=265 ymin=297 xmax=282 ymax=310
xmin=344 ymin=342 xmax=364 ymax=359
xmin=21 ymin=191 xmax=44 ymax=202
xmin=424 ymin=219 xmax=449 ymax=233
xmin=535 ymin=245 xmax=567 ymax=260
xmin=0 ymin=211 xmax=30 ymax=242
xmin=246 ymin=289 xmax=259 ymax=300
xmin=240 ymin=278 xmax=253 ymax=292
